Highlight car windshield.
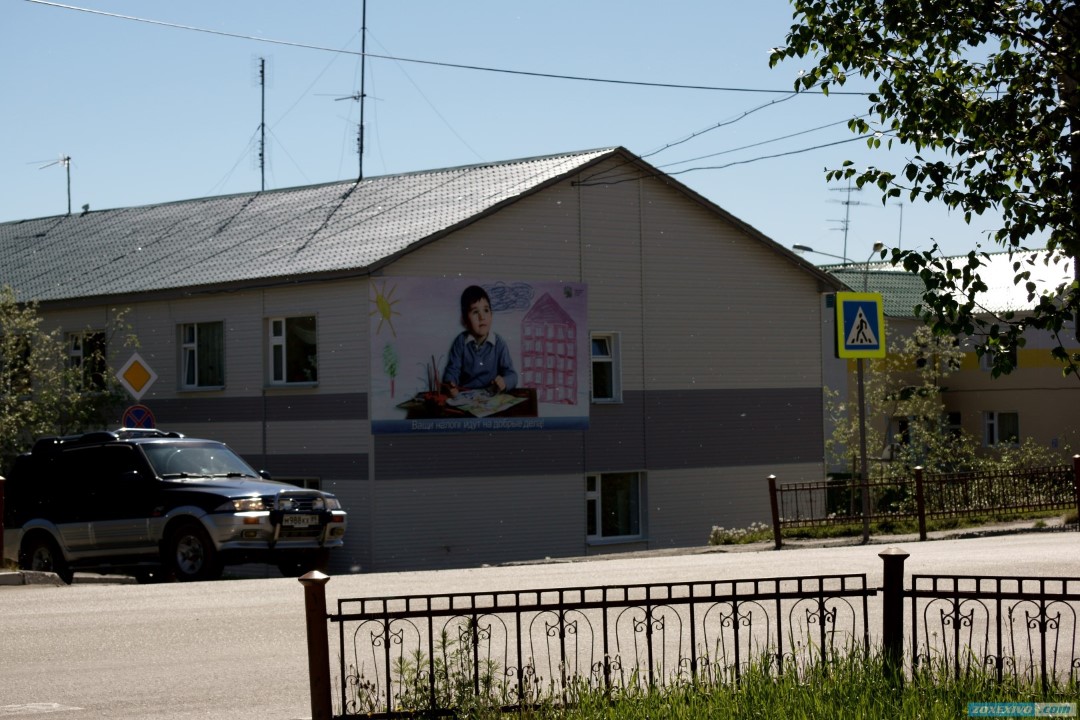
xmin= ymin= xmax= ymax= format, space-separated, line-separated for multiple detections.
xmin=143 ymin=442 xmax=258 ymax=478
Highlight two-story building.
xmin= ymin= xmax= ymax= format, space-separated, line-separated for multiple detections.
xmin=0 ymin=147 xmax=845 ymax=573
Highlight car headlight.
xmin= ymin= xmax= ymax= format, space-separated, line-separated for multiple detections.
xmin=220 ymin=497 xmax=266 ymax=512
xmin=324 ymin=497 xmax=342 ymax=511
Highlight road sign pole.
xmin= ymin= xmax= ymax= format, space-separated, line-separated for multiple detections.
xmin=835 ymin=291 xmax=883 ymax=545
xmin=857 ymin=358 xmax=870 ymax=542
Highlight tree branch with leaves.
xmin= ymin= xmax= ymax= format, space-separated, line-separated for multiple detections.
xmin=0 ymin=285 xmax=136 ymax=474
xmin=771 ymin=0 xmax=1080 ymax=378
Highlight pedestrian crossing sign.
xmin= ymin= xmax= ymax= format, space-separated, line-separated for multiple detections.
xmin=836 ymin=292 xmax=885 ymax=359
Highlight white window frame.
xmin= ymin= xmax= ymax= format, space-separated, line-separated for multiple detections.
xmin=268 ymin=316 xmax=319 ymax=386
xmin=590 ymin=332 xmax=622 ymax=403
xmin=984 ymin=411 xmax=1020 ymax=446
xmin=586 ymin=471 xmax=644 ymax=542
xmin=179 ymin=321 xmax=225 ymax=390
xmin=66 ymin=330 xmax=107 ymax=389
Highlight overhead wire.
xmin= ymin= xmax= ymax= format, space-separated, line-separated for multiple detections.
xmin=30 ymin=0 xmax=887 ymax=193
xmin=26 ymin=0 xmax=873 ymax=96
xmin=659 ymin=115 xmax=872 ymax=169
xmin=641 ymin=93 xmax=800 ymax=160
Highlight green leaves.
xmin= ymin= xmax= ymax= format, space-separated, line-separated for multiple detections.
xmin=777 ymin=0 xmax=1080 ymax=379
xmin=0 ymin=285 xmax=136 ymax=474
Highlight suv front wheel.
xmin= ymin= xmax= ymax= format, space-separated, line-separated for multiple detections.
xmin=165 ymin=520 xmax=223 ymax=582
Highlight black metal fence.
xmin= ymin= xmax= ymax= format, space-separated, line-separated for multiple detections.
xmin=302 ymin=573 xmax=874 ymax=718
xmin=299 ymin=552 xmax=1080 ymax=719
xmin=909 ymin=574 xmax=1080 ymax=694
xmin=767 ymin=457 xmax=1080 ymax=548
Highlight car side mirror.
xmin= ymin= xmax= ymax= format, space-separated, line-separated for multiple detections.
xmin=259 ymin=470 xmax=272 ymax=480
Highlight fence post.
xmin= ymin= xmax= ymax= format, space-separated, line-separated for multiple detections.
xmin=879 ymin=547 xmax=909 ymax=683
xmin=300 ymin=570 xmax=333 ymax=720
xmin=914 ymin=466 xmax=926 ymax=541
xmin=0 ymin=476 xmax=6 ymax=569
xmin=1073 ymin=455 xmax=1080 ymax=533
xmin=767 ymin=475 xmax=782 ymax=550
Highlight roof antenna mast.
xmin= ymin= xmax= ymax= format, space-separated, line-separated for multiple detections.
xmin=39 ymin=154 xmax=72 ymax=216
xmin=259 ymin=56 xmax=267 ymax=191
xmin=358 ymin=0 xmax=367 ymax=181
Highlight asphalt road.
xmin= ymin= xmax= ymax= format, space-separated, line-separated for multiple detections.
xmin=1 ymin=530 xmax=1078 ymax=719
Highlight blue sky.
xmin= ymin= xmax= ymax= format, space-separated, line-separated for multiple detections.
xmin=3 ymin=0 xmax=1020 ymax=261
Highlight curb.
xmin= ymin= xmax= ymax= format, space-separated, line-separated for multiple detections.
xmin=0 ymin=570 xmax=66 ymax=586
xmin=0 ymin=570 xmax=137 ymax=587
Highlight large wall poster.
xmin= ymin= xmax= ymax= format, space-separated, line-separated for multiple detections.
xmin=369 ymin=277 xmax=589 ymax=433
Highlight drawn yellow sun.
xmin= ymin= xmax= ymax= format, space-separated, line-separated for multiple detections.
xmin=370 ymin=281 xmax=400 ymax=337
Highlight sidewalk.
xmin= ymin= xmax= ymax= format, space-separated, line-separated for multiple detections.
xmin=504 ymin=514 xmax=1076 ymax=564
xmin=2 ymin=516 xmax=1074 ymax=583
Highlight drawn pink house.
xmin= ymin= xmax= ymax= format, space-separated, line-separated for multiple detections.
xmin=520 ymin=292 xmax=577 ymax=404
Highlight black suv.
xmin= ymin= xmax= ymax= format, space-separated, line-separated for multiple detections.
xmin=1 ymin=429 xmax=347 ymax=582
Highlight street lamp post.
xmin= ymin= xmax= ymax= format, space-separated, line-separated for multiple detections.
xmin=792 ymin=244 xmax=853 ymax=264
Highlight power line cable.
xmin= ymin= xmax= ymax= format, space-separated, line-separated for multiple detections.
xmin=659 ymin=115 xmax=870 ymax=169
xmin=641 ymin=93 xmax=800 ymax=160
xmin=368 ymin=31 xmax=485 ymax=162
xmin=665 ymin=133 xmax=890 ymax=177
xmin=27 ymin=0 xmax=874 ymax=96
xmin=575 ymin=132 xmax=888 ymax=188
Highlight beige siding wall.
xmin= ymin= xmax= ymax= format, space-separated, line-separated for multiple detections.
xmin=369 ymin=474 xmax=584 ymax=571
xmin=635 ymin=182 xmax=823 ymax=390
xmin=646 ymin=464 xmax=811 ymax=547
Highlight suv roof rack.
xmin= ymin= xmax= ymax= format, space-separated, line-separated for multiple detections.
xmin=110 ymin=428 xmax=185 ymax=440
xmin=29 ymin=428 xmax=185 ymax=455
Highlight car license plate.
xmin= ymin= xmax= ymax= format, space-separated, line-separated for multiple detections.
xmin=282 ymin=514 xmax=318 ymax=527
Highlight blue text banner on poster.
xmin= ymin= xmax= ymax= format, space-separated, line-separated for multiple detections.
xmin=369 ymin=277 xmax=589 ymax=433
xmin=836 ymin=292 xmax=886 ymax=359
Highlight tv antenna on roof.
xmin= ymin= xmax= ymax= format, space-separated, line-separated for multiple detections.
xmin=319 ymin=1 xmax=368 ymax=180
xmin=38 ymin=154 xmax=73 ymax=216
xmin=829 ymin=178 xmax=866 ymax=265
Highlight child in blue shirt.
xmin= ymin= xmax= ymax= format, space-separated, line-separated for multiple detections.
xmin=442 ymin=285 xmax=518 ymax=397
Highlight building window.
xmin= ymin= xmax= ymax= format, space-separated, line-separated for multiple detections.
xmin=980 ymin=347 xmax=1018 ymax=371
xmin=946 ymin=411 xmax=962 ymax=440
xmin=984 ymin=411 xmax=1019 ymax=446
xmin=590 ymin=332 xmax=621 ymax=403
xmin=67 ymin=331 xmax=107 ymax=390
xmin=1 ymin=334 xmax=32 ymax=394
xmin=586 ymin=471 xmax=642 ymax=540
xmin=269 ymin=316 xmax=318 ymax=385
xmin=180 ymin=322 xmax=225 ymax=389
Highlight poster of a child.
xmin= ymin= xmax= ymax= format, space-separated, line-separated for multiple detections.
xmin=368 ymin=277 xmax=588 ymax=433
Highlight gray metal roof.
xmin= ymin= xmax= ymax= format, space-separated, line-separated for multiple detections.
xmin=824 ymin=250 xmax=1072 ymax=317
xmin=825 ymin=266 xmax=927 ymax=317
xmin=0 ymin=148 xmax=618 ymax=303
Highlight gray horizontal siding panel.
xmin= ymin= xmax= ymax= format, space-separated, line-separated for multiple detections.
xmin=249 ymin=453 xmax=369 ymax=480
xmin=374 ymin=432 xmax=586 ymax=480
xmin=150 ymin=392 xmax=367 ymax=423
xmin=583 ymin=394 xmax=648 ymax=469
xmin=375 ymin=388 xmax=820 ymax=480
xmin=585 ymin=390 xmax=822 ymax=471
xmin=643 ymin=388 xmax=823 ymax=468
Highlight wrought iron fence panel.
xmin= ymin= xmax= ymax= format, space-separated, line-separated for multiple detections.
xmin=908 ymin=575 xmax=1080 ymax=694
xmin=331 ymin=574 xmax=874 ymax=718
xmin=920 ymin=467 xmax=1075 ymax=519
xmin=770 ymin=464 xmax=1077 ymax=546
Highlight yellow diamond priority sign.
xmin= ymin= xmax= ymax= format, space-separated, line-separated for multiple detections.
xmin=116 ymin=352 xmax=158 ymax=401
